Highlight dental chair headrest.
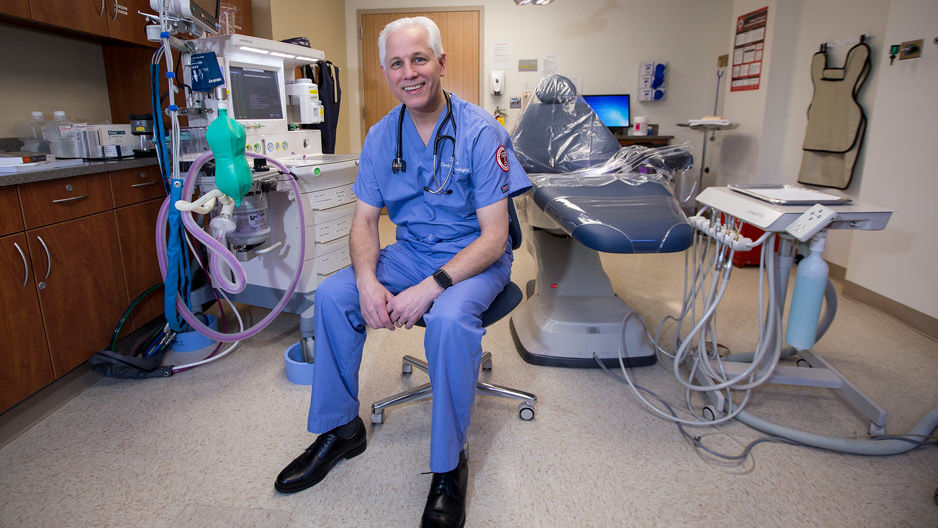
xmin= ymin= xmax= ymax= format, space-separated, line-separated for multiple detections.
xmin=535 ymin=75 xmax=578 ymax=104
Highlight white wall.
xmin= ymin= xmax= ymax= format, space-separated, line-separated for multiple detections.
xmin=717 ymin=0 xmax=890 ymax=268
xmin=845 ymin=0 xmax=938 ymax=319
xmin=343 ymin=0 xmax=733 ymax=154
xmin=774 ymin=0 xmax=889 ymax=268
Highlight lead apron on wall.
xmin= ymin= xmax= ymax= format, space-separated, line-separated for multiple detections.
xmin=798 ymin=42 xmax=871 ymax=189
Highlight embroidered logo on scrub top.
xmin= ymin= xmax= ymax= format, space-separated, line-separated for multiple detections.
xmin=496 ymin=145 xmax=509 ymax=172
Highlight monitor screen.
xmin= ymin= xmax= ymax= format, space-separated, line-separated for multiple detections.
xmin=188 ymin=0 xmax=219 ymax=31
xmin=229 ymin=66 xmax=284 ymax=120
xmin=582 ymin=94 xmax=630 ymax=130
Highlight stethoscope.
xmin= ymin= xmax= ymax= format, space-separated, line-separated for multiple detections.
xmin=391 ymin=90 xmax=457 ymax=195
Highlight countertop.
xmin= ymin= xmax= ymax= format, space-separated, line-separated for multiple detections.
xmin=0 ymin=157 xmax=160 ymax=187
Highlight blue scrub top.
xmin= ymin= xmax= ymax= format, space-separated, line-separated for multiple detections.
xmin=354 ymin=93 xmax=530 ymax=257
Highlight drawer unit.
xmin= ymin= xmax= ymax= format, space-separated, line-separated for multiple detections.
xmin=19 ymin=173 xmax=114 ymax=229
xmin=110 ymin=165 xmax=165 ymax=207
xmin=309 ymin=203 xmax=355 ymax=243
xmin=305 ymin=183 xmax=355 ymax=211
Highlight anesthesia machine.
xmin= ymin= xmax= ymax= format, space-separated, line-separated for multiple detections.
xmin=123 ymin=1 xmax=357 ymax=375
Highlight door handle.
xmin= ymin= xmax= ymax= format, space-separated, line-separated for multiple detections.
xmin=37 ymin=236 xmax=52 ymax=280
xmin=99 ymin=0 xmax=105 ymax=17
xmin=131 ymin=181 xmax=156 ymax=188
xmin=13 ymin=242 xmax=28 ymax=287
xmin=113 ymin=0 xmax=128 ymax=20
xmin=51 ymin=194 xmax=89 ymax=204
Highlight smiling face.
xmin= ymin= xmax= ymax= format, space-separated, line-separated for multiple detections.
xmin=381 ymin=25 xmax=447 ymax=117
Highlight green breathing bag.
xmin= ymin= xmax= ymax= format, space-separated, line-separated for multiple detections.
xmin=206 ymin=107 xmax=252 ymax=206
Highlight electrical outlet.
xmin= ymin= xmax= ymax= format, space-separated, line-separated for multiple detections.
xmin=717 ymin=54 xmax=729 ymax=67
xmin=899 ymin=39 xmax=923 ymax=60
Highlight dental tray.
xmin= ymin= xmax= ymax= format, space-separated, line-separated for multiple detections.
xmin=728 ymin=184 xmax=852 ymax=205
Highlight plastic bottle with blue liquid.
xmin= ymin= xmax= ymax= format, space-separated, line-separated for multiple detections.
xmin=785 ymin=231 xmax=829 ymax=351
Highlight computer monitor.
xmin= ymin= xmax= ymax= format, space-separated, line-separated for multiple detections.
xmin=149 ymin=0 xmax=219 ymax=33
xmin=189 ymin=0 xmax=220 ymax=31
xmin=582 ymin=94 xmax=630 ymax=135
xmin=228 ymin=65 xmax=284 ymax=120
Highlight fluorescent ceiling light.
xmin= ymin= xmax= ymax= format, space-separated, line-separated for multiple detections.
xmin=295 ymin=56 xmax=319 ymax=62
xmin=239 ymin=46 xmax=270 ymax=54
xmin=270 ymin=52 xmax=295 ymax=59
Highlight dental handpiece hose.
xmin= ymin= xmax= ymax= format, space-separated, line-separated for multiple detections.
xmin=785 ymin=231 xmax=829 ymax=351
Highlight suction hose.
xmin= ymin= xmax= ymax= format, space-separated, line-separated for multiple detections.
xmin=156 ymin=151 xmax=306 ymax=342
xmin=736 ymin=409 xmax=938 ymax=456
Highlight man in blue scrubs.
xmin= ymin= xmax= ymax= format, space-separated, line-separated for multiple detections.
xmin=275 ymin=16 xmax=530 ymax=528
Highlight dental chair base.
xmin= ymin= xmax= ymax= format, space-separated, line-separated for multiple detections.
xmin=510 ymin=228 xmax=655 ymax=368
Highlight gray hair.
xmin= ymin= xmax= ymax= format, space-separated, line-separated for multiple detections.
xmin=378 ymin=16 xmax=444 ymax=68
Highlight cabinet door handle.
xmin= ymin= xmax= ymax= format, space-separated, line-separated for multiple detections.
xmin=113 ymin=0 xmax=127 ymax=20
xmin=131 ymin=181 xmax=156 ymax=188
xmin=37 ymin=236 xmax=52 ymax=280
xmin=13 ymin=242 xmax=28 ymax=287
xmin=99 ymin=0 xmax=105 ymax=17
xmin=51 ymin=194 xmax=89 ymax=204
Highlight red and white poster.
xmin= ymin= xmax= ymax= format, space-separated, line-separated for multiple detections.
xmin=731 ymin=6 xmax=768 ymax=92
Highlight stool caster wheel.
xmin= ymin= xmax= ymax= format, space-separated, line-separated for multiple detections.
xmin=371 ymin=411 xmax=384 ymax=424
xmin=869 ymin=422 xmax=886 ymax=436
xmin=702 ymin=405 xmax=717 ymax=421
xmin=482 ymin=358 xmax=493 ymax=370
xmin=401 ymin=361 xmax=412 ymax=375
xmin=796 ymin=358 xmax=811 ymax=368
xmin=518 ymin=402 xmax=535 ymax=421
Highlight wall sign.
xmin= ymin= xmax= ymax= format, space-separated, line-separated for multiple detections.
xmin=731 ymin=6 xmax=768 ymax=92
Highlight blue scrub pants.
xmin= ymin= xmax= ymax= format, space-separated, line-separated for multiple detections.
xmin=308 ymin=241 xmax=512 ymax=472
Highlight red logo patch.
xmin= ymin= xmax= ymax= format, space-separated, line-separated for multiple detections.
xmin=496 ymin=145 xmax=509 ymax=172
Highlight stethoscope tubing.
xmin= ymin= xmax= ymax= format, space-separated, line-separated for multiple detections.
xmin=392 ymin=90 xmax=457 ymax=195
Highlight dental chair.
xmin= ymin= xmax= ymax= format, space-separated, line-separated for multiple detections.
xmin=509 ymin=75 xmax=695 ymax=368
xmin=370 ymin=199 xmax=537 ymax=423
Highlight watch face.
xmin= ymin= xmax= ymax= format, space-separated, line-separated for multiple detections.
xmin=433 ymin=269 xmax=452 ymax=288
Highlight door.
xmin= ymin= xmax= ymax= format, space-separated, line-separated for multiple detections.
xmin=106 ymin=0 xmax=153 ymax=47
xmin=0 ymin=233 xmax=54 ymax=412
xmin=0 ymin=0 xmax=30 ymax=18
xmin=115 ymin=198 xmax=164 ymax=336
xmin=27 ymin=211 xmax=129 ymax=376
xmin=29 ymin=0 xmax=109 ymax=37
xmin=359 ymin=9 xmax=481 ymax=142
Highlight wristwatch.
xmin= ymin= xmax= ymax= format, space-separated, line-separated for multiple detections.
xmin=432 ymin=268 xmax=453 ymax=289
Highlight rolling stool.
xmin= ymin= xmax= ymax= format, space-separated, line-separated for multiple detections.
xmin=370 ymin=199 xmax=537 ymax=424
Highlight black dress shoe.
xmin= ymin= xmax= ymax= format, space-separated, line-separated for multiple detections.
xmin=274 ymin=416 xmax=367 ymax=494
xmin=420 ymin=451 xmax=468 ymax=528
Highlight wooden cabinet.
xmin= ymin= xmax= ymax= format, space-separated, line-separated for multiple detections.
xmin=106 ymin=0 xmax=154 ymax=47
xmin=29 ymin=0 xmax=110 ymax=37
xmin=26 ymin=0 xmax=152 ymax=44
xmin=110 ymin=165 xmax=164 ymax=207
xmin=0 ymin=0 xmax=30 ymax=18
xmin=0 ymin=233 xmax=54 ymax=411
xmin=27 ymin=211 xmax=129 ymax=375
xmin=0 ymin=163 xmax=164 ymax=411
xmin=115 ymin=198 xmax=164 ymax=335
xmin=18 ymin=172 xmax=114 ymax=229
xmin=0 ymin=186 xmax=24 ymax=236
